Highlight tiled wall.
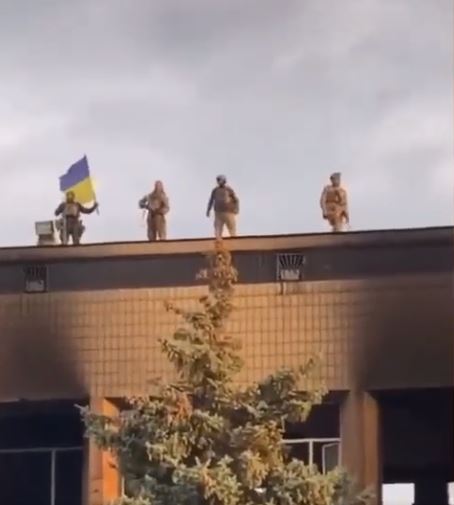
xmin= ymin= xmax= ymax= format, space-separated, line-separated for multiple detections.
xmin=0 ymin=273 xmax=450 ymax=400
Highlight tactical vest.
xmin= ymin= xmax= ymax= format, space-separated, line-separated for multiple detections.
xmin=148 ymin=192 xmax=166 ymax=214
xmin=63 ymin=203 xmax=79 ymax=218
xmin=325 ymin=187 xmax=342 ymax=205
xmin=213 ymin=186 xmax=238 ymax=213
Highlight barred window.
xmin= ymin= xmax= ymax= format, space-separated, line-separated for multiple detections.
xmin=24 ymin=265 xmax=48 ymax=293
xmin=276 ymin=253 xmax=305 ymax=281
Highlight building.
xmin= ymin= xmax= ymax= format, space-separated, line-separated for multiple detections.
xmin=0 ymin=226 xmax=452 ymax=505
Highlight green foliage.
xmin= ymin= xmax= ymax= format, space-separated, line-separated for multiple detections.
xmin=82 ymin=240 xmax=370 ymax=505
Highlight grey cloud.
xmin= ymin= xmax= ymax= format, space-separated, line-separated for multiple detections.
xmin=0 ymin=0 xmax=452 ymax=246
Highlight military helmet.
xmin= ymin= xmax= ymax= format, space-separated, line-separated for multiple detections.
xmin=216 ymin=174 xmax=227 ymax=184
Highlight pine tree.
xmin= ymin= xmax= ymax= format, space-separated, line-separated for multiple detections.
xmin=82 ymin=240 xmax=369 ymax=505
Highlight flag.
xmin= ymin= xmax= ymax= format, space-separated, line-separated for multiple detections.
xmin=59 ymin=156 xmax=96 ymax=204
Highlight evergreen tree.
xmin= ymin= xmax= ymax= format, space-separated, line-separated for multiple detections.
xmin=82 ymin=241 xmax=369 ymax=505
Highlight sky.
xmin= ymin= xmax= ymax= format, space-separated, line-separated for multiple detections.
xmin=0 ymin=4 xmax=452 ymax=503
xmin=0 ymin=0 xmax=452 ymax=248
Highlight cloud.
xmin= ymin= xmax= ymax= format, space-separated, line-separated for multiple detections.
xmin=0 ymin=0 xmax=452 ymax=246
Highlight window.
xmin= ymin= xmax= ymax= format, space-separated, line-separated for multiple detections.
xmin=284 ymin=438 xmax=341 ymax=473
xmin=276 ymin=253 xmax=305 ymax=282
xmin=0 ymin=450 xmax=50 ymax=505
xmin=24 ymin=265 xmax=48 ymax=293
xmin=0 ymin=447 xmax=82 ymax=505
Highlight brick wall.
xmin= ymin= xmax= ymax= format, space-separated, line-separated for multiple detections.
xmin=0 ymin=272 xmax=450 ymax=400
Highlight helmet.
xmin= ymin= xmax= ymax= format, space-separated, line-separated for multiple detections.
xmin=216 ymin=174 xmax=227 ymax=184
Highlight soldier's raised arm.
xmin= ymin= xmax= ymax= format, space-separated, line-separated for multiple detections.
xmin=78 ymin=202 xmax=98 ymax=214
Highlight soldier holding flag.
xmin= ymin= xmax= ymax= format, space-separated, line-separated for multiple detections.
xmin=56 ymin=156 xmax=99 ymax=245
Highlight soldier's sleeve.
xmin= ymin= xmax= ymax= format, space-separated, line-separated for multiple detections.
xmin=342 ymin=189 xmax=347 ymax=204
xmin=228 ymin=187 xmax=239 ymax=212
xmin=55 ymin=203 xmax=64 ymax=216
xmin=162 ymin=195 xmax=170 ymax=214
xmin=340 ymin=189 xmax=349 ymax=218
xmin=207 ymin=189 xmax=215 ymax=213
xmin=229 ymin=186 xmax=238 ymax=203
xmin=79 ymin=203 xmax=96 ymax=214
xmin=320 ymin=186 xmax=328 ymax=213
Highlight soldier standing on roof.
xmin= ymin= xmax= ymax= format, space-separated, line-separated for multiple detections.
xmin=139 ymin=180 xmax=169 ymax=241
xmin=55 ymin=191 xmax=98 ymax=245
xmin=320 ymin=172 xmax=349 ymax=232
xmin=206 ymin=175 xmax=239 ymax=239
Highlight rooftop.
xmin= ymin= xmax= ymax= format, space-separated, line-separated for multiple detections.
xmin=0 ymin=226 xmax=451 ymax=264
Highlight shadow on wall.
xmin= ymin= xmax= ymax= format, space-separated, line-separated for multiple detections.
xmin=358 ymin=279 xmax=453 ymax=389
xmin=0 ymin=300 xmax=87 ymax=400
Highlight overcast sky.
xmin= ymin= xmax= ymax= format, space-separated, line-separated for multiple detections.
xmin=0 ymin=0 xmax=452 ymax=246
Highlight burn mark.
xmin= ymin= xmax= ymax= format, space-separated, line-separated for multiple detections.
xmin=0 ymin=301 xmax=87 ymax=400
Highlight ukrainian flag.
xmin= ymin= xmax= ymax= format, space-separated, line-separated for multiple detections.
xmin=59 ymin=156 xmax=96 ymax=204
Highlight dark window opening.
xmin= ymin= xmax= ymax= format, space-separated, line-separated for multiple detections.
xmin=0 ymin=451 xmax=51 ymax=505
xmin=24 ymin=265 xmax=48 ymax=293
xmin=0 ymin=401 xmax=84 ymax=505
xmin=284 ymin=404 xmax=340 ymax=472
xmin=276 ymin=252 xmax=306 ymax=282
xmin=55 ymin=449 xmax=83 ymax=505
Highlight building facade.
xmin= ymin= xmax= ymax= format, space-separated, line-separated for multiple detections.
xmin=0 ymin=227 xmax=452 ymax=505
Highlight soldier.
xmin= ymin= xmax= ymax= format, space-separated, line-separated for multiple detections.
xmin=55 ymin=191 xmax=98 ymax=245
xmin=206 ymin=175 xmax=239 ymax=239
xmin=320 ymin=172 xmax=349 ymax=232
xmin=139 ymin=180 xmax=169 ymax=241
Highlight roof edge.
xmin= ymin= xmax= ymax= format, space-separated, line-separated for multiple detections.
xmin=0 ymin=226 xmax=452 ymax=263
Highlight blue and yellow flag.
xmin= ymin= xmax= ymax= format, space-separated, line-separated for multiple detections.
xmin=59 ymin=156 xmax=96 ymax=204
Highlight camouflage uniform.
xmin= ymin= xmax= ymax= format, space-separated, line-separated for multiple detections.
xmin=139 ymin=186 xmax=169 ymax=241
xmin=55 ymin=194 xmax=98 ymax=245
xmin=206 ymin=176 xmax=239 ymax=239
xmin=320 ymin=172 xmax=349 ymax=232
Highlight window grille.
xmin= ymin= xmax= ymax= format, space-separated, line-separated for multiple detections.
xmin=24 ymin=264 xmax=48 ymax=293
xmin=276 ymin=253 xmax=305 ymax=282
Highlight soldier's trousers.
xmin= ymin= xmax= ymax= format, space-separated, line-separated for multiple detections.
xmin=214 ymin=212 xmax=236 ymax=239
xmin=60 ymin=218 xmax=84 ymax=245
xmin=327 ymin=213 xmax=345 ymax=232
xmin=147 ymin=214 xmax=166 ymax=241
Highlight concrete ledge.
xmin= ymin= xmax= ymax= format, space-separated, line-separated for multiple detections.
xmin=0 ymin=226 xmax=451 ymax=263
